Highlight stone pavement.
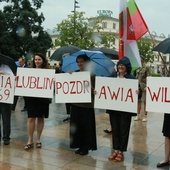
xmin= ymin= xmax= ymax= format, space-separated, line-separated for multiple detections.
xmin=0 ymin=97 xmax=168 ymax=170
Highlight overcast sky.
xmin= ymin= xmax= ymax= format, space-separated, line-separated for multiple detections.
xmin=1 ymin=0 xmax=170 ymax=37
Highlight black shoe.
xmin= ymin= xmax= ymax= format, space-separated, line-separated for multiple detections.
xmin=11 ymin=108 xmax=15 ymax=111
xmin=157 ymin=161 xmax=170 ymax=167
xmin=4 ymin=140 xmax=10 ymax=145
xmin=79 ymin=149 xmax=88 ymax=155
xmin=21 ymin=108 xmax=27 ymax=112
xmin=103 ymin=129 xmax=112 ymax=134
xmin=75 ymin=148 xmax=82 ymax=154
xmin=63 ymin=116 xmax=70 ymax=122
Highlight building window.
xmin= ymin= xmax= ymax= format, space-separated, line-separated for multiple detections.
xmin=102 ymin=22 xmax=107 ymax=28
xmin=113 ymin=23 xmax=116 ymax=29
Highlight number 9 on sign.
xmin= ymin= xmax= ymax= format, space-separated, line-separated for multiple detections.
xmin=0 ymin=89 xmax=10 ymax=101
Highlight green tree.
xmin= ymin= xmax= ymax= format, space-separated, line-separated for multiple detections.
xmin=100 ymin=32 xmax=116 ymax=48
xmin=55 ymin=11 xmax=101 ymax=49
xmin=137 ymin=38 xmax=155 ymax=63
xmin=0 ymin=0 xmax=52 ymax=60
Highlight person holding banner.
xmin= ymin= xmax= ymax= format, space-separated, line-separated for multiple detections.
xmin=0 ymin=60 xmax=14 ymax=145
xmin=157 ymin=114 xmax=170 ymax=168
xmin=55 ymin=61 xmax=71 ymax=122
xmin=24 ymin=53 xmax=51 ymax=150
xmin=107 ymin=56 xmax=137 ymax=162
xmin=70 ymin=54 xmax=97 ymax=155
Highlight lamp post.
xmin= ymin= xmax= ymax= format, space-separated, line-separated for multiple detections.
xmin=71 ymin=0 xmax=80 ymax=34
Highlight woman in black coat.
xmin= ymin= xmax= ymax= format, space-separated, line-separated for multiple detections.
xmin=70 ymin=54 xmax=97 ymax=155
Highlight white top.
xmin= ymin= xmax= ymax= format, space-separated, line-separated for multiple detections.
xmin=0 ymin=64 xmax=14 ymax=75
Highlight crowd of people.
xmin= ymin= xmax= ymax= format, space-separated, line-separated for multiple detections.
xmin=0 ymin=53 xmax=169 ymax=168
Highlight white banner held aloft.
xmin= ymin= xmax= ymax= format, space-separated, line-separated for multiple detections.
xmin=0 ymin=75 xmax=15 ymax=104
xmin=94 ymin=77 xmax=138 ymax=113
xmin=55 ymin=72 xmax=91 ymax=103
xmin=146 ymin=77 xmax=170 ymax=113
xmin=15 ymin=68 xmax=55 ymax=98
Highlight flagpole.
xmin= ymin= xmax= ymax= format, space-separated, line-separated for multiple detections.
xmin=148 ymin=30 xmax=169 ymax=75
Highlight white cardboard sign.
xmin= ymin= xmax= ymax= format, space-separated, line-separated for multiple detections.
xmin=15 ymin=68 xmax=55 ymax=98
xmin=146 ymin=77 xmax=170 ymax=113
xmin=0 ymin=75 xmax=15 ymax=104
xmin=94 ymin=77 xmax=138 ymax=113
xmin=55 ymin=72 xmax=91 ymax=103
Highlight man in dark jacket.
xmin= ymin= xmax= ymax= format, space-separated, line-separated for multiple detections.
xmin=11 ymin=57 xmax=28 ymax=111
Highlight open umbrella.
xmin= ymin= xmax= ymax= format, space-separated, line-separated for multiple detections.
xmin=50 ymin=46 xmax=81 ymax=61
xmin=0 ymin=53 xmax=17 ymax=74
xmin=62 ymin=50 xmax=115 ymax=77
xmin=152 ymin=37 xmax=170 ymax=54
xmin=90 ymin=47 xmax=118 ymax=60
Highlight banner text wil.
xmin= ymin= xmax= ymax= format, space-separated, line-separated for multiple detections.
xmin=147 ymin=86 xmax=170 ymax=102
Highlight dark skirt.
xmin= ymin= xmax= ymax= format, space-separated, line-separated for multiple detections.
xmin=70 ymin=105 xmax=97 ymax=151
xmin=26 ymin=97 xmax=49 ymax=118
xmin=162 ymin=113 xmax=170 ymax=138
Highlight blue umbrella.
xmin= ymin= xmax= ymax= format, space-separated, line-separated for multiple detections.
xmin=62 ymin=50 xmax=115 ymax=76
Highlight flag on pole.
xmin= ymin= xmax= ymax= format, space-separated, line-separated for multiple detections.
xmin=127 ymin=0 xmax=148 ymax=40
xmin=119 ymin=0 xmax=127 ymax=59
xmin=119 ymin=0 xmax=148 ymax=67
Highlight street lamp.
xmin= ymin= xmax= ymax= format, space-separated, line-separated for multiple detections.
xmin=72 ymin=0 xmax=80 ymax=13
xmin=71 ymin=0 xmax=80 ymax=34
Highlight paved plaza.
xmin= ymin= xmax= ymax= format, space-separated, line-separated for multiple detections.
xmin=0 ymin=97 xmax=168 ymax=170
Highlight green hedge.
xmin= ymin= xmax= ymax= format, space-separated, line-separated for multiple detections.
xmin=151 ymin=73 xmax=162 ymax=77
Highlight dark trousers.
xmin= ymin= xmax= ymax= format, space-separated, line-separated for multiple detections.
xmin=65 ymin=103 xmax=71 ymax=115
xmin=23 ymin=97 xmax=28 ymax=109
xmin=109 ymin=111 xmax=132 ymax=152
xmin=11 ymin=96 xmax=18 ymax=110
xmin=0 ymin=103 xmax=11 ymax=141
xmin=11 ymin=96 xmax=28 ymax=110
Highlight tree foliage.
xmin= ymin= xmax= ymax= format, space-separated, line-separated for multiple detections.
xmin=137 ymin=38 xmax=155 ymax=63
xmin=55 ymin=12 xmax=119 ymax=50
xmin=0 ymin=0 xmax=52 ymax=60
xmin=55 ymin=12 xmax=102 ymax=49
xmin=100 ymin=33 xmax=116 ymax=48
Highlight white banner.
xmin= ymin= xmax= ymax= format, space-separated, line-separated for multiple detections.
xmin=0 ymin=75 xmax=15 ymax=104
xmin=15 ymin=68 xmax=55 ymax=98
xmin=146 ymin=77 xmax=170 ymax=113
xmin=94 ymin=77 xmax=138 ymax=113
xmin=55 ymin=72 xmax=91 ymax=103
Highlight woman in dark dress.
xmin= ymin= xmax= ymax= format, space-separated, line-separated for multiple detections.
xmin=107 ymin=56 xmax=137 ymax=161
xmin=157 ymin=114 xmax=170 ymax=167
xmin=70 ymin=54 xmax=97 ymax=155
xmin=24 ymin=53 xmax=50 ymax=150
